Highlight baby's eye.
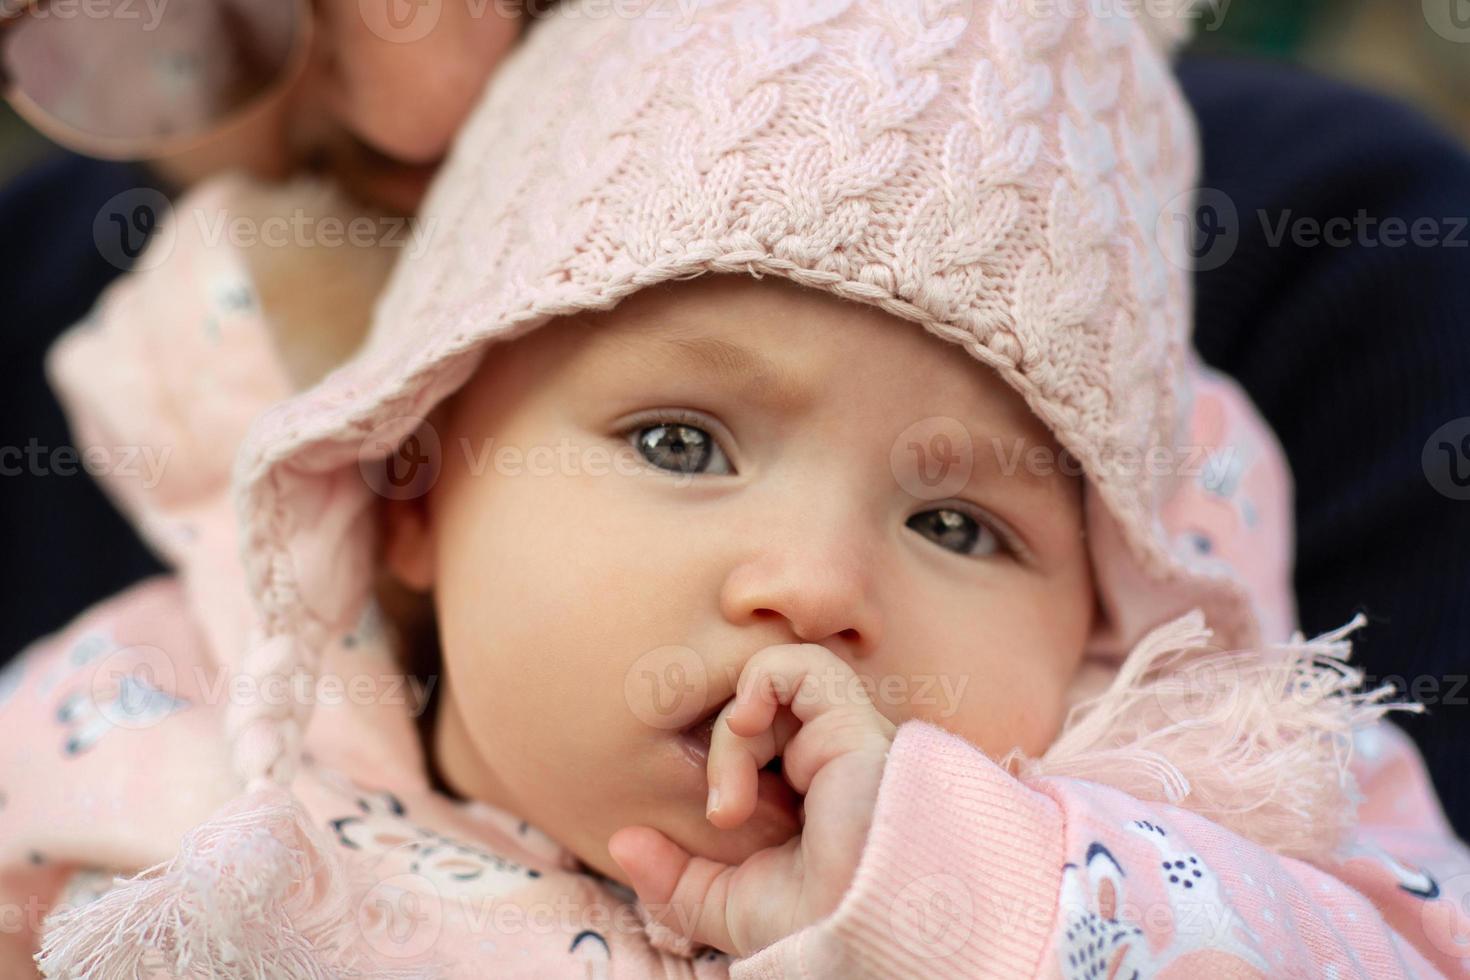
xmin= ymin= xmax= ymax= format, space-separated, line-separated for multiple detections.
xmin=906 ymin=508 xmax=1007 ymax=558
xmin=630 ymin=420 xmax=734 ymax=476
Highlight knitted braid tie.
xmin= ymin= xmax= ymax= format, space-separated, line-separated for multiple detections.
xmin=229 ymin=632 xmax=309 ymax=791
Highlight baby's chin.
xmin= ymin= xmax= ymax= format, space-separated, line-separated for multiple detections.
xmin=578 ymin=793 xmax=803 ymax=892
xmin=668 ymin=760 xmax=805 ymax=866
xmin=679 ymin=794 xmax=804 ymax=867
xmin=607 ymin=726 xmax=806 ymax=867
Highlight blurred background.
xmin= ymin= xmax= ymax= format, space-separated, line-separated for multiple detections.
xmin=2 ymin=0 xmax=1469 ymax=179
xmin=1189 ymin=0 xmax=1470 ymax=138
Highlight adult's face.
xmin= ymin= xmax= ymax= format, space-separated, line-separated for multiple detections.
xmin=7 ymin=0 xmax=526 ymax=213
xmin=275 ymin=0 xmax=524 ymax=212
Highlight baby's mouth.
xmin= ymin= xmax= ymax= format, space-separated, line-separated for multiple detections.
xmin=672 ymin=711 xmax=803 ymax=833
xmin=677 ymin=709 xmax=785 ymax=776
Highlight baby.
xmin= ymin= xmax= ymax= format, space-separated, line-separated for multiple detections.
xmin=6 ymin=0 xmax=1470 ymax=977
xmin=396 ymin=273 xmax=1097 ymax=882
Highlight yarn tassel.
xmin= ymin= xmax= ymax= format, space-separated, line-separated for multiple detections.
xmin=1003 ymin=609 xmax=1421 ymax=863
xmin=36 ymin=627 xmax=442 ymax=977
xmin=35 ymin=782 xmax=434 ymax=979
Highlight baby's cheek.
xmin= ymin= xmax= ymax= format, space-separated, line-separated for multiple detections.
xmin=887 ymin=655 xmax=1072 ymax=760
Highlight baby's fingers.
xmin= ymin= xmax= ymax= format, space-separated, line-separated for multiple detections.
xmin=704 ymin=700 xmax=798 ymax=830
xmin=778 ymin=706 xmax=894 ymax=797
xmin=709 ymin=644 xmax=894 ymax=819
xmin=726 ymin=643 xmax=886 ymax=736
xmin=606 ymin=825 xmax=740 ymax=953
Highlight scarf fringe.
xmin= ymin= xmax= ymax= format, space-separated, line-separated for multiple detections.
xmin=35 ymin=783 xmax=439 ymax=980
xmin=1003 ymin=609 xmax=1422 ymax=863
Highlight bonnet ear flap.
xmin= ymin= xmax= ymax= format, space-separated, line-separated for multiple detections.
xmin=35 ymin=476 xmax=431 ymax=979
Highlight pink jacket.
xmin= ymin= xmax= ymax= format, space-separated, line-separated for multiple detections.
xmin=3 ymin=179 xmax=1469 ymax=978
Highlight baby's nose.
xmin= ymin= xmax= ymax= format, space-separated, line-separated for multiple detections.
xmin=717 ymin=519 xmax=882 ymax=655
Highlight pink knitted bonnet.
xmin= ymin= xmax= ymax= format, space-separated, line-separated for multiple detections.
xmin=240 ymin=0 xmax=1285 ymax=694
xmin=40 ymin=1 xmax=1403 ymax=974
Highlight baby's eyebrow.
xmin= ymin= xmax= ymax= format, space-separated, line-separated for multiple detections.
xmin=621 ymin=332 xmax=816 ymax=414
xmin=603 ymin=330 xmax=1076 ymax=494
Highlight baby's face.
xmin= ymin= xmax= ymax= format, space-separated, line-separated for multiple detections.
xmin=389 ymin=275 xmax=1095 ymax=883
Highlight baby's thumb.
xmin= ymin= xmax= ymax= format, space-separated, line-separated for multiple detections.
xmin=607 ymin=825 xmax=739 ymax=955
xmin=607 ymin=825 xmax=690 ymax=915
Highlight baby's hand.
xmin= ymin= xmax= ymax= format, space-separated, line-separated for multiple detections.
xmin=608 ymin=643 xmax=896 ymax=958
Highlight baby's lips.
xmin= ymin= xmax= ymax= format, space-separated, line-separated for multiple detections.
xmin=674 ymin=705 xmax=724 ymax=770
xmin=679 ymin=698 xmax=794 ymax=776
xmin=686 ymin=711 xmax=720 ymax=752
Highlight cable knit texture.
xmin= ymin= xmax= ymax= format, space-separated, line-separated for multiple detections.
xmin=234 ymin=0 xmax=1272 ymax=704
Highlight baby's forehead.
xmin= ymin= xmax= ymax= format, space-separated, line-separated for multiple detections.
xmin=567 ymin=275 xmax=943 ymax=376
xmin=551 ymin=276 xmax=1072 ymax=464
